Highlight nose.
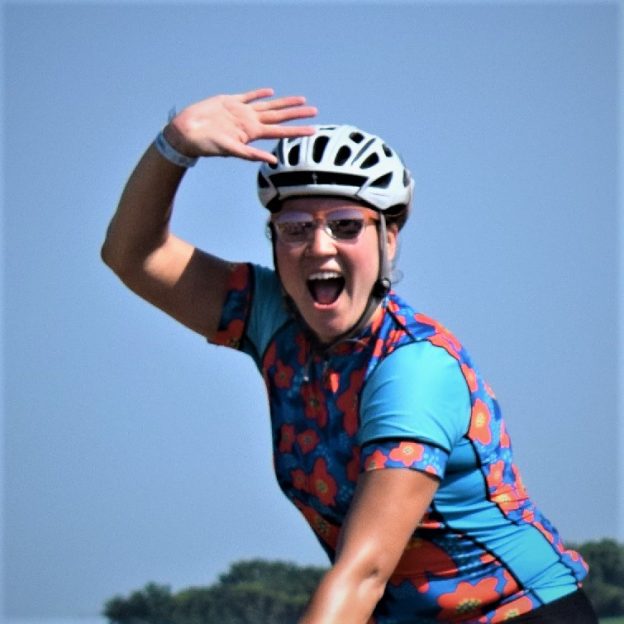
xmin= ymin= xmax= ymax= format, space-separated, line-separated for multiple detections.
xmin=306 ymin=223 xmax=337 ymax=256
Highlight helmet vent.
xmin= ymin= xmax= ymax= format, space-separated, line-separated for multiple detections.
xmin=335 ymin=146 xmax=352 ymax=166
xmin=403 ymin=170 xmax=410 ymax=187
xmin=270 ymin=171 xmax=367 ymax=188
xmin=257 ymin=172 xmax=270 ymax=188
xmin=371 ymin=173 xmax=392 ymax=188
xmin=350 ymin=132 xmax=364 ymax=143
xmin=361 ymin=153 xmax=379 ymax=169
xmin=383 ymin=144 xmax=393 ymax=157
xmin=313 ymin=136 xmax=329 ymax=163
xmin=288 ymin=144 xmax=301 ymax=165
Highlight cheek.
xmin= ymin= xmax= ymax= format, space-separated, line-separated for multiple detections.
xmin=274 ymin=246 xmax=300 ymax=290
xmin=351 ymin=240 xmax=380 ymax=285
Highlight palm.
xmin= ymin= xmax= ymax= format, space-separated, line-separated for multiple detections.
xmin=170 ymin=88 xmax=317 ymax=163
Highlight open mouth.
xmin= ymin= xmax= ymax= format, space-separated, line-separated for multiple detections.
xmin=307 ymin=271 xmax=345 ymax=305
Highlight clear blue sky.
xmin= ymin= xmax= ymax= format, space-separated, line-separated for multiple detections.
xmin=2 ymin=0 xmax=622 ymax=619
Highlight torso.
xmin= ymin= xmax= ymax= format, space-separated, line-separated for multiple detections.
xmin=211 ymin=263 xmax=588 ymax=623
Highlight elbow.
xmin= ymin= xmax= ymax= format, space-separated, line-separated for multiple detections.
xmin=332 ymin=557 xmax=391 ymax=608
xmin=100 ymin=238 xmax=114 ymax=269
xmin=100 ymin=237 xmax=123 ymax=276
xmin=100 ymin=236 xmax=137 ymax=282
xmin=362 ymin=566 xmax=390 ymax=605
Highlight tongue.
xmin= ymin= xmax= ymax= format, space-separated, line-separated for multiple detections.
xmin=310 ymin=278 xmax=343 ymax=305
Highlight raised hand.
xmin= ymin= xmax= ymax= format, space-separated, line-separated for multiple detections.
xmin=163 ymin=88 xmax=318 ymax=164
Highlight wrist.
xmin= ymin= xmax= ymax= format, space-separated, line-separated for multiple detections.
xmin=154 ymin=126 xmax=199 ymax=168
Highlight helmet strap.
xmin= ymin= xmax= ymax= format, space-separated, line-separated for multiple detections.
xmin=373 ymin=212 xmax=392 ymax=298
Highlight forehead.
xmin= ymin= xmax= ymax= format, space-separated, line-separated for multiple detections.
xmin=279 ymin=196 xmax=371 ymax=216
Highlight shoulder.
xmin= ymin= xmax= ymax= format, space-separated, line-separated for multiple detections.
xmin=360 ymin=340 xmax=471 ymax=451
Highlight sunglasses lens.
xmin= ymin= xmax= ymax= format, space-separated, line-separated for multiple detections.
xmin=327 ymin=218 xmax=365 ymax=240
xmin=275 ymin=218 xmax=314 ymax=243
xmin=272 ymin=209 xmax=374 ymax=244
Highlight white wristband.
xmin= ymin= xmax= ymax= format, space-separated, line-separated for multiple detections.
xmin=154 ymin=130 xmax=199 ymax=168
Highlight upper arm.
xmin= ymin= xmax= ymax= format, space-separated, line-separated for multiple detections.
xmin=113 ymin=233 xmax=232 ymax=339
xmin=359 ymin=341 xmax=471 ymax=453
xmin=101 ymin=144 xmax=234 ymax=339
xmin=299 ymin=469 xmax=438 ymax=624
xmin=336 ymin=468 xmax=439 ymax=577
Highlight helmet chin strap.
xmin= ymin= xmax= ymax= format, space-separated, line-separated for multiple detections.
xmin=271 ymin=214 xmax=392 ymax=353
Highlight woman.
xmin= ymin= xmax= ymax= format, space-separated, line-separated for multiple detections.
xmin=102 ymin=88 xmax=596 ymax=623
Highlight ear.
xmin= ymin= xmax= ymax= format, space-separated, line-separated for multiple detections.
xmin=386 ymin=222 xmax=399 ymax=262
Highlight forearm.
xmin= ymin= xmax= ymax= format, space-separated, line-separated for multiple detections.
xmin=101 ymin=137 xmax=187 ymax=276
xmin=299 ymin=470 xmax=439 ymax=624
xmin=299 ymin=562 xmax=386 ymax=624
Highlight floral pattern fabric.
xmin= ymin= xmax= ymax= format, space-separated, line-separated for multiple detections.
xmin=210 ymin=263 xmax=588 ymax=623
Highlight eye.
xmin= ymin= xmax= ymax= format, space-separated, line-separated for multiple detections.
xmin=327 ymin=218 xmax=365 ymax=239
xmin=276 ymin=220 xmax=314 ymax=242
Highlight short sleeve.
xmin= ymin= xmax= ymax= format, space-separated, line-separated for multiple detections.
xmin=209 ymin=263 xmax=253 ymax=350
xmin=358 ymin=341 xmax=471 ymax=478
xmin=209 ymin=263 xmax=290 ymax=367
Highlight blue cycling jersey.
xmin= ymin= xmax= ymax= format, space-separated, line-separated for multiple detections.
xmin=209 ymin=263 xmax=587 ymax=623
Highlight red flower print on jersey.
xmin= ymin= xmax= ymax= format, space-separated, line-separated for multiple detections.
xmin=294 ymin=500 xmax=339 ymax=550
xmin=311 ymin=458 xmax=338 ymax=506
xmin=534 ymin=521 xmax=555 ymax=544
xmin=484 ymin=382 xmax=497 ymax=399
xmin=501 ymin=568 xmax=519 ymax=594
xmin=279 ymin=424 xmax=296 ymax=453
xmin=290 ymin=468 xmax=307 ymax=492
xmin=490 ymin=595 xmax=534 ymax=622
xmin=369 ymin=305 xmax=385 ymax=335
xmin=387 ymin=328 xmax=405 ymax=351
xmin=487 ymin=460 xmax=505 ymax=490
xmin=487 ymin=461 xmax=527 ymax=514
xmin=429 ymin=333 xmax=461 ymax=361
xmin=392 ymin=537 xmax=458 ymax=580
xmin=469 ymin=399 xmax=492 ymax=445
xmin=372 ymin=337 xmax=385 ymax=359
xmin=461 ymin=363 xmax=479 ymax=393
xmin=437 ymin=578 xmax=500 ymax=621
xmin=346 ymin=447 xmax=361 ymax=482
xmin=364 ymin=449 xmax=388 ymax=471
xmin=522 ymin=508 xmax=535 ymax=524
xmin=416 ymin=313 xmax=462 ymax=359
xmin=213 ymin=319 xmax=244 ymax=349
xmin=389 ymin=442 xmax=425 ymax=467
xmin=297 ymin=428 xmax=320 ymax=454
xmin=228 ymin=263 xmax=248 ymax=290
xmin=336 ymin=368 xmax=365 ymax=436
xmin=295 ymin=333 xmax=307 ymax=365
xmin=500 ymin=421 xmax=511 ymax=449
xmin=263 ymin=342 xmax=277 ymax=368
xmin=301 ymin=383 xmax=328 ymax=427
xmin=332 ymin=342 xmax=352 ymax=356
xmin=274 ymin=360 xmax=294 ymax=389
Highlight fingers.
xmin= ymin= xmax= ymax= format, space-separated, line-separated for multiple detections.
xmin=253 ymin=95 xmax=309 ymax=112
xmin=261 ymin=124 xmax=317 ymax=139
xmin=237 ymin=88 xmax=315 ymax=115
xmin=259 ymin=106 xmax=318 ymax=125
xmin=241 ymin=146 xmax=279 ymax=164
xmin=237 ymin=87 xmax=275 ymax=103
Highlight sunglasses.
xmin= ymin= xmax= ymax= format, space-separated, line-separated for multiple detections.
xmin=271 ymin=208 xmax=378 ymax=245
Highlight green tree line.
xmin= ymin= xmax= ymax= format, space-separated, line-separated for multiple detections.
xmin=103 ymin=539 xmax=624 ymax=623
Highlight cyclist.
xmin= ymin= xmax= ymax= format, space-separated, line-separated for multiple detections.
xmin=102 ymin=88 xmax=597 ymax=623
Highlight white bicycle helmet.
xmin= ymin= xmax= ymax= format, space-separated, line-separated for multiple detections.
xmin=257 ymin=125 xmax=413 ymax=225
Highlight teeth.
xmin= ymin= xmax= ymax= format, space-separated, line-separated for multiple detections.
xmin=308 ymin=271 xmax=342 ymax=281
